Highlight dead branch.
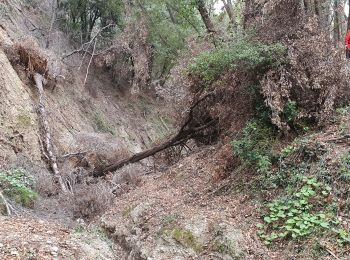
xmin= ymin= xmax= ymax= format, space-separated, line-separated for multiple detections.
xmin=93 ymin=93 xmax=216 ymax=177
xmin=34 ymin=73 xmax=68 ymax=193
xmin=62 ymin=24 xmax=116 ymax=60
xmin=324 ymin=247 xmax=340 ymax=260
xmin=60 ymin=151 xmax=88 ymax=159
xmin=82 ymin=38 xmax=97 ymax=88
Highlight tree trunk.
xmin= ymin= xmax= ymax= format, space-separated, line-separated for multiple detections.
xmin=334 ymin=0 xmax=341 ymax=44
xmin=196 ymin=0 xmax=216 ymax=34
xmin=93 ymin=93 xmax=217 ymax=177
xmin=347 ymin=0 xmax=350 ymax=31
xmin=34 ymin=73 xmax=68 ymax=193
xmin=319 ymin=0 xmax=331 ymax=32
xmin=222 ymin=0 xmax=236 ymax=28
xmin=166 ymin=3 xmax=177 ymax=24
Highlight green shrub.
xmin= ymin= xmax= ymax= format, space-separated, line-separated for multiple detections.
xmin=282 ymin=100 xmax=298 ymax=124
xmin=189 ymin=39 xmax=287 ymax=83
xmin=0 ymin=168 xmax=37 ymax=207
xmin=232 ymin=120 xmax=275 ymax=175
xmin=337 ymin=153 xmax=350 ymax=182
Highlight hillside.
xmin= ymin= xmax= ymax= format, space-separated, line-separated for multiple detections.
xmin=1 ymin=0 xmax=350 ymax=259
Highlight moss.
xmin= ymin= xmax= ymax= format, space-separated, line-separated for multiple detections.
xmin=164 ymin=227 xmax=203 ymax=253
xmin=16 ymin=111 xmax=32 ymax=128
xmin=93 ymin=112 xmax=116 ymax=135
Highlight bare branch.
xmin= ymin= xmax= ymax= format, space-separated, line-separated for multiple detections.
xmin=82 ymin=39 xmax=97 ymax=88
xmin=62 ymin=24 xmax=116 ymax=60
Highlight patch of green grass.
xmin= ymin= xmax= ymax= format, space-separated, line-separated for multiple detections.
xmin=0 ymin=168 xmax=37 ymax=208
xmin=0 ymin=3 xmax=13 ymax=18
xmin=160 ymin=214 xmax=178 ymax=227
xmin=335 ymin=106 xmax=349 ymax=134
xmin=336 ymin=106 xmax=349 ymax=117
xmin=93 ymin=112 xmax=115 ymax=135
xmin=122 ymin=205 xmax=136 ymax=218
xmin=337 ymin=153 xmax=350 ymax=182
xmin=282 ymin=100 xmax=298 ymax=125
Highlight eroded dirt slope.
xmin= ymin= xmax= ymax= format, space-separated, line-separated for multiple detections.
xmin=102 ymin=147 xmax=283 ymax=260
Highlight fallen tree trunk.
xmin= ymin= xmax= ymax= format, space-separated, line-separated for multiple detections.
xmin=93 ymin=93 xmax=216 ymax=177
xmin=34 ymin=73 xmax=68 ymax=193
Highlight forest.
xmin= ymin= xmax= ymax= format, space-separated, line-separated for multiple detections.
xmin=0 ymin=0 xmax=350 ymax=259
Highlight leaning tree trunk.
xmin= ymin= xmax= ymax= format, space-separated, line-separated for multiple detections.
xmin=93 ymin=93 xmax=217 ymax=177
xmin=222 ymin=0 xmax=237 ymax=30
xmin=196 ymin=0 xmax=216 ymax=34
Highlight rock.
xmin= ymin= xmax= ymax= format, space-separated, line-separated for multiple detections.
xmin=51 ymin=246 xmax=59 ymax=252
xmin=76 ymin=218 xmax=86 ymax=226
xmin=212 ymin=223 xmax=245 ymax=259
xmin=130 ymin=203 xmax=151 ymax=224
xmin=10 ymin=248 xmax=19 ymax=256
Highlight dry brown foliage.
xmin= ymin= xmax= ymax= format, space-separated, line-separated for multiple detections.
xmin=94 ymin=9 xmax=151 ymax=94
xmin=8 ymin=38 xmax=66 ymax=89
xmin=69 ymin=180 xmax=113 ymax=219
xmin=187 ymin=70 xmax=257 ymax=146
xmin=210 ymin=144 xmax=236 ymax=182
xmin=14 ymin=39 xmax=48 ymax=76
xmin=258 ymin=5 xmax=349 ymax=131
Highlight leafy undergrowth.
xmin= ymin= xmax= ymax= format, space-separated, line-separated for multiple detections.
xmin=0 ymin=168 xmax=37 ymax=209
xmin=258 ymin=177 xmax=348 ymax=245
xmin=231 ymin=109 xmax=350 ymax=257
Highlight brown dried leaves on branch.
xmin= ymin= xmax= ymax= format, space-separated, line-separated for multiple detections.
xmin=14 ymin=39 xmax=48 ymax=76
xmin=243 ymin=0 xmax=350 ymax=131
xmin=94 ymin=15 xmax=152 ymax=94
xmin=260 ymin=18 xmax=349 ymax=131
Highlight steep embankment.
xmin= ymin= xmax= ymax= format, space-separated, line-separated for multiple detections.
xmin=2 ymin=0 xmax=350 ymax=259
xmin=0 ymin=0 xmax=171 ymax=186
xmin=0 ymin=0 xmax=172 ymax=258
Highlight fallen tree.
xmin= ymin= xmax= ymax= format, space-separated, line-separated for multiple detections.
xmin=34 ymin=73 xmax=68 ymax=193
xmin=14 ymin=42 xmax=68 ymax=193
xmin=93 ymin=93 xmax=217 ymax=177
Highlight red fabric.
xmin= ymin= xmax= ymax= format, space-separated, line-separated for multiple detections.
xmin=345 ymin=31 xmax=350 ymax=49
